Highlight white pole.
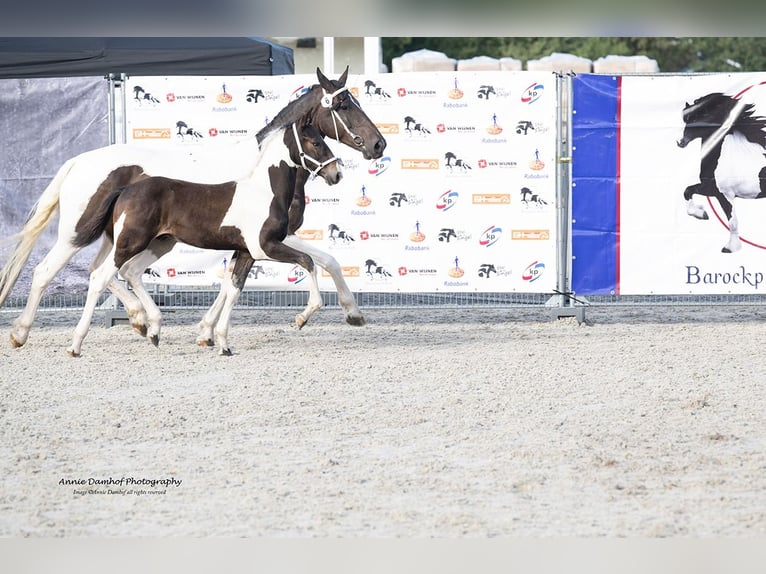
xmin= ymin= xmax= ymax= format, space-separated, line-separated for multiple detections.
xmin=363 ymin=37 xmax=381 ymax=74
xmin=323 ymin=37 xmax=335 ymax=75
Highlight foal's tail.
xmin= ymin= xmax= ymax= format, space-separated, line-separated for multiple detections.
xmin=0 ymin=158 xmax=74 ymax=306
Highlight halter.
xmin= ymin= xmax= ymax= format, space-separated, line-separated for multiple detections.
xmin=320 ymin=86 xmax=365 ymax=148
xmin=291 ymin=122 xmax=339 ymax=180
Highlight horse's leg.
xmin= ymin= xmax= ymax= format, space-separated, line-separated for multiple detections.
xmin=197 ymin=251 xmax=253 ymax=348
xmin=67 ymin=256 xmax=119 ymax=357
xmin=719 ymin=197 xmax=741 ymax=253
xmin=212 ymin=252 xmax=252 ymax=355
xmin=683 ymin=183 xmax=709 ymax=219
xmin=283 ymin=235 xmax=365 ymax=326
xmin=10 ymin=238 xmax=81 ymax=348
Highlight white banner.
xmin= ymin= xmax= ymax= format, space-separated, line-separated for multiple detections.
xmin=123 ymin=72 xmax=558 ymax=293
xmin=619 ymin=73 xmax=766 ymax=294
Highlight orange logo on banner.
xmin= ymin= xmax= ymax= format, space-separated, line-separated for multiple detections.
xmin=295 ymin=229 xmax=323 ymax=240
xmin=472 ymin=194 xmax=511 ymax=204
xmin=132 ymin=128 xmax=171 ymax=139
xmin=401 ymin=159 xmax=439 ymax=170
xmin=322 ymin=266 xmax=360 ymax=278
xmin=512 ymin=229 xmax=550 ymax=240
xmin=377 ymin=123 xmax=400 ymax=135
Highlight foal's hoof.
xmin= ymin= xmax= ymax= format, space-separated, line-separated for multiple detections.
xmin=346 ymin=315 xmax=366 ymax=327
xmin=197 ymin=338 xmax=215 ymax=347
xmin=149 ymin=334 xmax=159 ymax=347
xmin=9 ymin=333 xmax=24 ymax=348
xmin=132 ymin=323 xmax=148 ymax=337
xmin=66 ymin=349 xmax=81 ymax=358
xmin=295 ymin=314 xmax=307 ymax=330
xmin=219 ymin=347 xmax=233 ymax=356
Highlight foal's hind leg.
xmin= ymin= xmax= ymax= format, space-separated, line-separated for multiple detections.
xmin=10 ymin=238 xmax=81 ymax=348
xmin=117 ymin=240 xmax=176 ymax=347
xmin=90 ymin=238 xmax=148 ymax=337
xmin=197 ymin=251 xmax=250 ymax=348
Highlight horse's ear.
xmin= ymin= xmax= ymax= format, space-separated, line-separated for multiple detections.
xmin=337 ymin=66 xmax=349 ymax=86
xmin=316 ymin=67 xmax=332 ymax=91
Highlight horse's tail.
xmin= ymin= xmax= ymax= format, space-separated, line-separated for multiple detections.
xmin=0 ymin=157 xmax=75 ymax=306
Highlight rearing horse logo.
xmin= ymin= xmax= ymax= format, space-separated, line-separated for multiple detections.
xmin=677 ymin=90 xmax=766 ymax=253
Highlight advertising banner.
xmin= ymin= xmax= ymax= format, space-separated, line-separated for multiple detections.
xmin=572 ymin=73 xmax=766 ymax=295
xmin=123 ymin=71 xmax=558 ymax=294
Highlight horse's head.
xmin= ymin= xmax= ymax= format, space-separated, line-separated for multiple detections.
xmin=677 ymin=92 xmax=739 ymax=148
xmin=312 ymin=66 xmax=387 ymax=160
xmin=287 ymin=122 xmax=343 ymax=186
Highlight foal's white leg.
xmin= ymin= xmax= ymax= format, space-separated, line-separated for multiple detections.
xmin=119 ymin=257 xmax=164 ymax=347
xmin=197 ymin=289 xmax=227 ymax=347
xmin=10 ymin=239 xmax=81 ymax=348
xmin=283 ymin=235 xmax=365 ymax=326
xmin=295 ymin=265 xmax=324 ymax=329
xmin=212 ymin=274 xmax=243 ymax=356
xmin=90 ymin=238 xmax=148 ymax=337
xmin=68 ymin=259 xmax=119 ymax=357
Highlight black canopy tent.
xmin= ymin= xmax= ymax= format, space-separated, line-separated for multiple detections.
xmin=0 ymin=37 xmax=294 ymax=78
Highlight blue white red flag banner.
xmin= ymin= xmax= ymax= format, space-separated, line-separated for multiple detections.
xmin=123 ymin=72 xmax=558 ymax=293
xmin=572 ymin=73 xmax=766 ymax=295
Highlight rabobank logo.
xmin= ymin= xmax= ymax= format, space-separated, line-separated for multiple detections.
xmin=287 ymin=265 xmax=308 ymax=284
xmin=368 ymin=156 xmax=391 ymax=176
xmin=522 ymin=261 xmax=545 ymax=282
xmin=289 ymin=85 xmax=310 ymax=101
xmin=479 ymin=225 xmax=502 ymax=247
xmin=436 ymin=190 xmax=459 ymax=212
xmin=521 ymin=82 xmax=544 ymax=104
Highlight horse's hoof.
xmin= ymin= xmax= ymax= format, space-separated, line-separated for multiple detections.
xmin=722 ymin=247 xmax=731 ymax=254
xmin=702 ymin=213 xmax=709 ymax=220
xmin=346 ymin=315 xmax=366 ymax=327
xmin=149 ymin=334 xmax=159 ymax=347
xmin=197 ymin=338 xmax=214 ymax=347
xmin=9 ymin=333 xmax=24 ymax=348
xmin=295 ymin=314 xmax=307 ymax=330
xmin=66 ymin=349 xmax=81 ymax=358
xmin=219 ymin=348 xmax=233 ymax=356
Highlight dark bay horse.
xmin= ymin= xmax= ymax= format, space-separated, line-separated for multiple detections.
xmin=677 ymin=91 xmax=766 ymax=252
xmin=0 ymin=67 xmax=386 ymax=349
xmin=67 ymin=122 xmax=342 ymax=357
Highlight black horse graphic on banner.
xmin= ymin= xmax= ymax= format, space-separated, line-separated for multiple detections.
xmin=678 ymin=91 xmax=766 ymax=252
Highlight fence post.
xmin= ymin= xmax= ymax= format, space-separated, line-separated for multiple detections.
xmin=548 ymin=71 xmax=585 ymax=323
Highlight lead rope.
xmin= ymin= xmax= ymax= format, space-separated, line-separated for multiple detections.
xmin=291 ymin=122 xmax=338 ymax=180
xmin=321 ymin=86 xmax=365 ymax=147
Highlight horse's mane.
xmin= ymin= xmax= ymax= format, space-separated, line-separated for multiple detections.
xmin=734 ymin=103 xmax=766 ymax=148
xmin=255 ymin=84 xmax=323 ymax=144
xmin=686 ymin=92 xmax=766 ymax=148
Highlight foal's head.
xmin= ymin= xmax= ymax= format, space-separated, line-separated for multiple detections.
xmin=286 ymin=123 xmax=343 ymax=185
